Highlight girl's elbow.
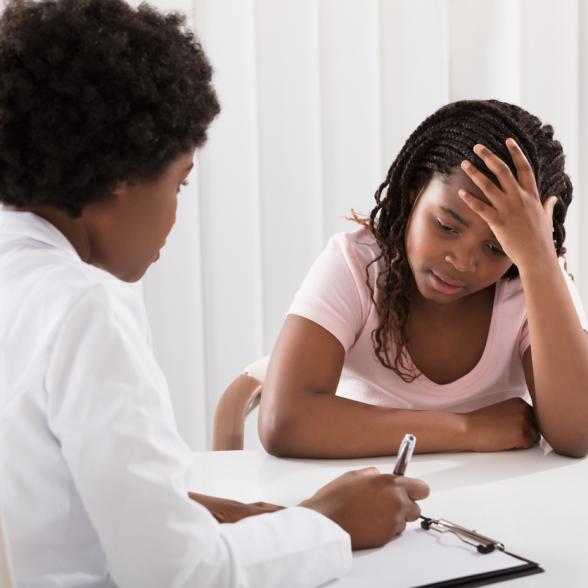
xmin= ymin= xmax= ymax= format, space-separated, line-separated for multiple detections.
xmin=552 ymin=445 xmax=588 ymax=459
xmin=552 ymin=447 xmax=588 ymax=459
xmin=259 ymin=425 xmax=288 ymax=457
xmin=548 ymin=433 xmax=588 ymax=459
xmin=258 ymin=407 xmax=298 ymax=457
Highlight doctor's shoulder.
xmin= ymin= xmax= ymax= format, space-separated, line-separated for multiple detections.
xmin=38 ymin=255 xmax=151 ymax=343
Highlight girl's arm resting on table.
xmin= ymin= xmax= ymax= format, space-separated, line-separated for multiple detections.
xmin=259 ymin=315 xmax=538 ymax=458
xmin=521 ymin=259 xmax=588 ymax=458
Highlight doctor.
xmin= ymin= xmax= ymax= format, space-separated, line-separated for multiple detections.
xmin=0 ymin=1 xmax=429 ymax=587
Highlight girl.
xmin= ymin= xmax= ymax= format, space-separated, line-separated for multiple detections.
xmin=0 ymin=1 xmax=428 ymax=587
xmin=259 ymin=99 xmax=588 ymax=459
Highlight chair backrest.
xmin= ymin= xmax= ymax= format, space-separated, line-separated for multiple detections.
xmin=0 ymin=507 xmax=15 ymax=588
xmin=212 ymin=355 xmax=270 ymax=451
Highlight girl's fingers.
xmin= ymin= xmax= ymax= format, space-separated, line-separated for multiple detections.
xmin=505 ymin=138 xmax=537 ymax=196
xmin=472 ymin=143 xmax=519 ymax=195
xmin=457 ymin=189 xmax=501 ymax=226
xmin=460 ymin=160 xmax=503 ymax=209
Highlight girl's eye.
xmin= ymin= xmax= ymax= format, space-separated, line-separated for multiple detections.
xmin=487 ymin=243 xmax=506 ymax=256
xmin=435 ymin=218 xmax=456 ymax=234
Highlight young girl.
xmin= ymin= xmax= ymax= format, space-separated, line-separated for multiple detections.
xmin=0 ymin=1 xmax=428 ymax=587
xmin=259 ymin=99 xmax=588 ymax=459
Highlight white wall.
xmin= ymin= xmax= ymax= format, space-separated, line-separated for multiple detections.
xmin=139 ymin=0 xmax=588 ymax=450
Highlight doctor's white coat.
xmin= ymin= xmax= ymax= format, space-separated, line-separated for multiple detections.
xmin=0 ymin=209 xmax=351 ymax=588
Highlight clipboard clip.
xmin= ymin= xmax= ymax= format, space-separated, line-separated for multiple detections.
xmin=420 ymin=516 xmax=505 ymax=554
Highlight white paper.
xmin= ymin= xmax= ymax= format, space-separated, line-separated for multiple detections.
xmin=331 ymin=520 xmax=533 ymax=587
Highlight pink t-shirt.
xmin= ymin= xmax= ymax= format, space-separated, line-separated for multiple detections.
xmin=288 ymin=228 xmax=587 ymax=413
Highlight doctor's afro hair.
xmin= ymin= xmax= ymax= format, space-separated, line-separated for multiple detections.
xmin=0 ymin=0 xmax=220 ymax=217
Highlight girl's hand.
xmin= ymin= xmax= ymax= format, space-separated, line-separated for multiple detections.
xmin=188 ymin=492 xmax=284 ymax=523
xmin=464 ymin=398 xmax=540 ymax=452
xmin=458 ymin=139 xmax=558 ymax=272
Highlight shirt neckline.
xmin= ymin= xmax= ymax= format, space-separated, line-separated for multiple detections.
xmin=413 ymin=280 xmax=503 ymax=393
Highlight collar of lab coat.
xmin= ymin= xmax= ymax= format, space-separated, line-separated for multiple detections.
xmin=0 ymin=208 xmax=79 ymax=259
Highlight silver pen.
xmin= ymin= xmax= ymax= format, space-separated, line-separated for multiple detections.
xmin=393 ymin=434 xmax=416 ymax=476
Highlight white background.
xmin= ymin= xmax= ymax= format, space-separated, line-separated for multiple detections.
xmin=134 ymin=0 xmax=588 ymax=450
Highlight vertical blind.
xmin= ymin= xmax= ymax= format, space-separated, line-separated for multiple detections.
xmin=136 ymin=0 xmax=588 ymax=449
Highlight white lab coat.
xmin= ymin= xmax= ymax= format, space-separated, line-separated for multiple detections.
xmin=0 ymin=210 xmax=351 ymax=588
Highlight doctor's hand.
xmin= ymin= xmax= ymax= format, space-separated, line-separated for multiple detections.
xmin=188 ymin=491 xmax=284 ymax=523
xmin=299 ymin=468 xmax=429 ymax=550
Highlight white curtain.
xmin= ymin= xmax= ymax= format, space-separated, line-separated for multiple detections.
xmin=138 ymin=0 xmax=588 ymax=449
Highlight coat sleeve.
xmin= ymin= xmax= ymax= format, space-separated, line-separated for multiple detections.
xmin=45 ymin=284 xmax=351 ymax=588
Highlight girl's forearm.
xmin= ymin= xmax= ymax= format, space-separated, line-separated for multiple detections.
xmin=259 ymin=393 xmax=468 ymax=458
xmin=519 ymin=258 xmax=588 ymax=457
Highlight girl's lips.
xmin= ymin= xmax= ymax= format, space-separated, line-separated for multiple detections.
xmin=428 ymin=270 xmax=465 ymax=294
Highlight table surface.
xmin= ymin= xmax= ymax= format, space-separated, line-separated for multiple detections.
xmin=190 ymin=447 xmax=587 ymax=587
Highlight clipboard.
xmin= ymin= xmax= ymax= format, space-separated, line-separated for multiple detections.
xmin=415 ymin=516 xmax=543 ymax=587
xmin=336 ymin=515 xmax=543 ymax=588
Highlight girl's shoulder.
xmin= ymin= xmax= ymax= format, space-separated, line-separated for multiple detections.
xmin=493 ymin=276 xmax=527 ymax=335
xmin=334 ymin=225 xmax=378 ymax=247
xmin=496 ymin=274 xmax=524 ymax=303
xmin=327 ymin=227 xmax=382 ymax=272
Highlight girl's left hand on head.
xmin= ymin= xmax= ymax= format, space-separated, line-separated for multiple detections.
xmin=458 ymin=139 xmax=559 ymax=271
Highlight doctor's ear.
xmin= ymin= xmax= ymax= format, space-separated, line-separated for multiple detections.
xmin=109 ymin=179 xmax=137 ymax=201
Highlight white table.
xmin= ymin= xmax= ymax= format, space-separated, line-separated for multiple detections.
xmin=190 ymin=447 xmax=587 ymax=587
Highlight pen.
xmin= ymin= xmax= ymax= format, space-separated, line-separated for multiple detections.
xmin=393 ymin=434 xmax=416 ymax=476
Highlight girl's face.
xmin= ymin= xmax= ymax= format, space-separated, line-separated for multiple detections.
xmin=404 ymin=167 xmax=513 ymax=304
xmin=84 ymin=149 xmax=195 ymax=282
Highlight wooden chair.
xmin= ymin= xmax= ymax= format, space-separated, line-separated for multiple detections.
xmin=0 ymin=507 xmax=15 ymax=588
xmin=212 ymin=355 xmax=270 ymax=450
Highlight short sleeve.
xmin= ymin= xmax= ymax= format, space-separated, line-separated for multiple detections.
xmin=288 ymin=232 xmax=374 ymax=351
xmin=518 ymin=262 xmax=587 ymax=357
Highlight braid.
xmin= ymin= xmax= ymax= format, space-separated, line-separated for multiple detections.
xmin=362 ymin=100 xmax=572 ymax=382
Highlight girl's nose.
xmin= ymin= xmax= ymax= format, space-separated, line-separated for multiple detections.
xmin=444 ymin=250 xmax=477 ymax=273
